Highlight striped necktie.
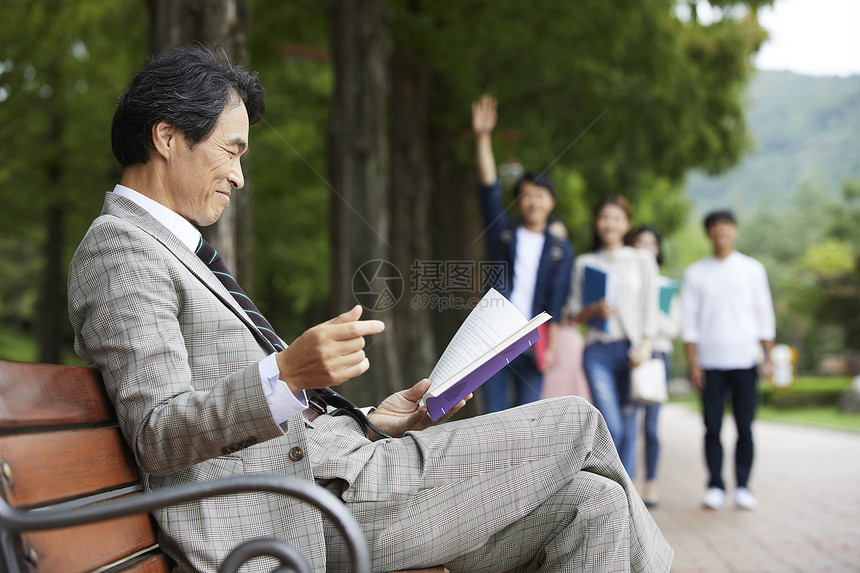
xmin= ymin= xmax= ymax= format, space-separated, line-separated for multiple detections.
xmin=194 ymin=237 xmax=389 ymax=439
xmin=195 ymin=237 xmax=284 ymax=351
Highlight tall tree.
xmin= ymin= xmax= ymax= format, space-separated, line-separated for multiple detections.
xmin=388 ymin=40 xmax=438 ymax=397
xmin=148 ymin=0 xmax=254 ymax=285
xmin=327 ymin=0 xmax=405 ymax=403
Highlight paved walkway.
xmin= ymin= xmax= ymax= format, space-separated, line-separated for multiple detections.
xmin=642 ymin=403 xmax=860 ymax=572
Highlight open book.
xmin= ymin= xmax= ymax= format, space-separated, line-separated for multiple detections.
xmin=420 ymin=288 xmax=551 ymax=421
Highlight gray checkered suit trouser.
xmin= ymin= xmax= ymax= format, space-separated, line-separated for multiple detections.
xmin=309 ymin=397 xmax=673 ymax=572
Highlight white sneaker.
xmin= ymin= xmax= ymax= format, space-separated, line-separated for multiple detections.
xmin=734 ymin=487 xmax=758 ymax=510
xmin=703 ymin=487 xmax=726 ymax=509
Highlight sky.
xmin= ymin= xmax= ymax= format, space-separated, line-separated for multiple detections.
xmin=753 ymin=0 xmax=860 ymax=77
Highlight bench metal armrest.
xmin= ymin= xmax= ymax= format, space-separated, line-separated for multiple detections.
xmin=0 ymin=474 xmax=370 ymax=573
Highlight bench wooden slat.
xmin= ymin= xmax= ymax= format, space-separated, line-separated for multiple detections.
xmin=121 ymin=553 xmax=172 ymax=573
xmin=20 ymin=513 xmax=157 ymax=573
xmin=0 ymin=427 xmax=138 ymax=508
xmin=122 ymin=553 xmax=170 ymax=573
xmin=0 ymin=361 xmax=113 ymax=429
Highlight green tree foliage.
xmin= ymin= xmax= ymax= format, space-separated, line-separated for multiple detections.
xmin=0 ymin=0 xmax=147 ymax=360
xmin=737 ymin=179 xmax=860 ymax=370
xmin=798 ymin=239 xmax=854 ymax=277
xmin=384 ymin=0 xmax=770 ymax=247
xmin=245 ymin=0 xmax=333 ymax=340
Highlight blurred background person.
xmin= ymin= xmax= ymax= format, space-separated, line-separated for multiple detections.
xmin=682 ymin=210 xmax=776 ymax=511
xmin=471 ymin=94 xmax=573 ymax=413
xmin=539 ymin=219 xmax=592 ymax=404
xmin=567 ymin=196 xmax=659 ymax=476
xmin=631 ymin=225 xmax=682 ymax=508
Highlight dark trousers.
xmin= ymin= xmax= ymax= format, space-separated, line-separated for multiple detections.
xmin=701 ymin=367 xmax=759 ymax=490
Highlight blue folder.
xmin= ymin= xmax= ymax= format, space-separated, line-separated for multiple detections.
xmin=583 ymin=265 xmax=608 ymax=332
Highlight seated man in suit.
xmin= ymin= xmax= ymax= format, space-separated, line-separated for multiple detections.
xmin=68 ymin=44 xmax=673 ymax=573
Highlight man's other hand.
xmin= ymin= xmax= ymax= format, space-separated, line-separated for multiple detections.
xmin=367 ymin=379 xmax=471 ymax=440
xmin=277 ymin=305 xmax=384 ymax=393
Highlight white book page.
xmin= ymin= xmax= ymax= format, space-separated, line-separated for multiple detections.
xmin=426 ymin=288 xmax=527 ymax=394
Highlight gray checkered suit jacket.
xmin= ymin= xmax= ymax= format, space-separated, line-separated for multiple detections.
xmin=68 ymin=193 xmax=334 ymax=572
xmin=70 ymin=193 xmax=673 ymax=573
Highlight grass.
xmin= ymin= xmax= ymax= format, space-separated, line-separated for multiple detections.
xmin=757 ymin=404 xmax=860 ymax=432
xmin=761 ymin=375 xmax=852 ymax=395
xmin=759 ymin=375 xmax=860 ymax=431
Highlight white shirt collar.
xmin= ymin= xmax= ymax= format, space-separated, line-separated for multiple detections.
xmin=112 ymin=184 xmax=202 ymax=252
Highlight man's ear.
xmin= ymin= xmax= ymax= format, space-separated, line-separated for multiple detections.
xmin=151 ymin=120 xmax=178 ymax=161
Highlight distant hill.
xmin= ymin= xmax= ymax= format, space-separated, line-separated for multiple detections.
xmin=685 ymin=70 xmax=860 ymax=214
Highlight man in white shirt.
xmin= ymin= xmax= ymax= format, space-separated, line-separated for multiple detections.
xmin=681 ymin=211 xmax=776 ymax=511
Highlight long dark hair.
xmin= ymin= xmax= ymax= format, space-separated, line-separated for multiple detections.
xmin=589 ymin=195 xmax=632 ymax=252
xmin=633 ymin=225 xmax=664 ymax=266
xmin=111 ymin=43 xmax=266 ymax=166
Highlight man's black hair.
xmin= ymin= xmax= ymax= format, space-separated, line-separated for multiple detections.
xmin=111 ymin=43 xmax=266 ymax=166
xmin=703 ymin=210 xmax=736 ymax=231
xmin=513 ymin=172 xmax=555 ymax=198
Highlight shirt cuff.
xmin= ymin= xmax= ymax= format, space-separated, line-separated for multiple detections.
xmin=259 ymin=353 xmax=308 ymax=425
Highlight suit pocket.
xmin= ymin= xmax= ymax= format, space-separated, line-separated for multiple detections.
xmin=192 ymin=455 xmax=245 ymax=481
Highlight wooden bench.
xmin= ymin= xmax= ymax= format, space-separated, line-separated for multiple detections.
xmin=0 ymin=360 xmax=445 ymax=573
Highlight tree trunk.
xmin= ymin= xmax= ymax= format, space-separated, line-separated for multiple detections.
xmin=147 ymin=0 xmax=252 ymax=287
xmin=428 ymin=122 xmax=485 ymax=419
xmin=37 ymin=203 xmax=64 ymax=364
xmin=389 ymin=43 xmax=436 ymax=385
xmin=37 ymin=63 xmax=66 ymax=365
xmin=328 ymin=0 xmax=401 ymax=405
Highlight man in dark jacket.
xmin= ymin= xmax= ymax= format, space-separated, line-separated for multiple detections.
xmin=472 ymin=94 xmax=573 ymax=412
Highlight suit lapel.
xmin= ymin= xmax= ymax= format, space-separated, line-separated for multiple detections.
xmin=101 ymin=193 xmax=278 ymax=353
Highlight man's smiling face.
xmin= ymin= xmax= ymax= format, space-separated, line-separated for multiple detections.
xmin=167 ymin=96 xmax=249 ymax=226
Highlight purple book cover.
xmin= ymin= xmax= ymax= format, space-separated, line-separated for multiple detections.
xmin=425 ymin=326 xmax=541 ymax=421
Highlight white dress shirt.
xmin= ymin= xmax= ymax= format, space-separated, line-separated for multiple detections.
xmin=681 ymin=251 xmax=776 ymax=370
xmin=510 ymin=227 xmax=546 ymax=318
xmin=112 ymin=185 xmax=308 ymax=423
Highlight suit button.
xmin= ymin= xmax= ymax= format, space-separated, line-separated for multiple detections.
xmin=289 ymin=446 xmax=304 ymax=461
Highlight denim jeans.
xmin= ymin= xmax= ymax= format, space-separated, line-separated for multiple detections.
xmin=482 ymin=351 xmax=543 ymax=413
xmin=582 ymin=340 xmax=636 ymax=476
xmin=631 ymin=352 xmax=671 ymax=481
xmin=702 ymin=367 xmax=759 ymax=490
